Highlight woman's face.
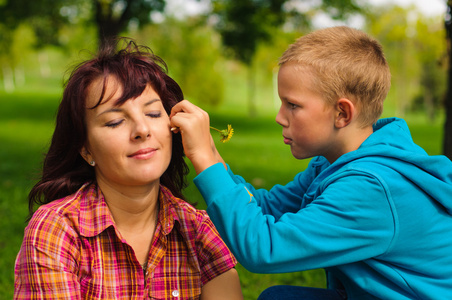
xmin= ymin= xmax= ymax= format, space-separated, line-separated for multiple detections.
xmin=81 ymin=77 xmax=172 ymax=190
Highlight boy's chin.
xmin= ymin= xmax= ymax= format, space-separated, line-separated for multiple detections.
xmin=291 ymin=149 xmax=311 ymax=160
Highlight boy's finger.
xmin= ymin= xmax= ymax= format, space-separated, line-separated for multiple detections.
xmin=170 ymin=111 xmax=200 ymax=135
xmin=170 ymin=100 xmax=194 ymax=118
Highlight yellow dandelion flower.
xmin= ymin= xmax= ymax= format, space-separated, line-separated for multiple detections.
xmin=210 ymin=124 xmax=234 ymax=143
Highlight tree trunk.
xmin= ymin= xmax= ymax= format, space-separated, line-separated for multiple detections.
xmin=95 ymin=0 xmax=133 ymax=49
xmin=444 ymin=4 xmax=452 ymax=159
xmin=97 ymin=23 xmax=122 ymax=49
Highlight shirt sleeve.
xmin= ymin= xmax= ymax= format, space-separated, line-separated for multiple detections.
xmin=14 ymin=207 xmax=81 ymax=299
xmin=195 ymin=211 xmax=237 ymax=285
xmin=194 ymin=163 xmax=396 ymax=274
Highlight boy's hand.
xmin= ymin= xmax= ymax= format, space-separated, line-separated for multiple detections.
xmin=170 ymin=100 xmax=219 ymax=174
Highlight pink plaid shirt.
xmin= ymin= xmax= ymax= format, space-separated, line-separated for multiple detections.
xmin=14 ymin=183 xmax=237 ymax=299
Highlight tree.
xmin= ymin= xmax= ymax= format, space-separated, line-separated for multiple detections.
xmin=0 ymin=0 xmax=165 ymax=49
xmin=134 ymin=17 xmax=226 ymax=108
xmin=210 ymin=0 xmax=361 ymax=116
xmin=366 ymin=5 xmax=417 ymax=118
xmin=94 ymin=0 xmax=165 ymax=48
xmin=413 ymin=14 xmax=446 ymax=122
xmin=365 ymin=5 xmax=446 ymax=121
xmin=210 ymin=0 xmax=286 ymax=116
xmin=444 ymin=2 xmax=452 ymax=159
xmin=0 ymin=0 xmax=69 ymax=48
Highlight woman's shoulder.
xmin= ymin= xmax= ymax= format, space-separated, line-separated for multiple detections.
xmin=27 ymin=183 xmax=93 ymax=236
xmin=34 ymin=184 xmax=87 ymax=214
xmin=168 ymin=194 xmax=208 ymax=220
xmin=160 ymin=186 xmax=210 ymax=228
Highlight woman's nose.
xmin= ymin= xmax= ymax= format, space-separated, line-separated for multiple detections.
xmin=132 ymin=117 xmax=151 ymax=140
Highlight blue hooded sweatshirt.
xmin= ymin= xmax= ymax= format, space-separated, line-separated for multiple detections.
xmin=194 ymin=118 xmax=452 ymax=299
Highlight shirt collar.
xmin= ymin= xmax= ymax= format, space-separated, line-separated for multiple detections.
xmin=78 ymin=183 xmax=181 ymax=238
xmin=78 ymin=183 xmax=115 ymax=237
xmin=158 ymin=185 xmax=181 ymax=235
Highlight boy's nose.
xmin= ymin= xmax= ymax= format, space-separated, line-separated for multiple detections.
xmin=275 ymin=108 xmax=288 ymax=127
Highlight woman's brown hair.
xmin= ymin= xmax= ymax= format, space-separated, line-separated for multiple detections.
xmin=28 ymin=39 xmax=189 ymax=216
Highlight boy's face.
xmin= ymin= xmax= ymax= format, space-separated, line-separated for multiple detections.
xmin=276 ymin=63 xmax=339 ymax=162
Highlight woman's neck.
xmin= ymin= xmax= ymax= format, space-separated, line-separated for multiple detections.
xmin=97 ymin=179 xmax=161 ymax=232
xmin=96 ymin=180 xmax=161 ymax=266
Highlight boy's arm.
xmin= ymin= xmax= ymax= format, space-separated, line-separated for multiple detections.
xmin=170 ymin=100 xmax=306 ymax=216
xmin=195 ymin=164 xmax=396 ymax=274
xmin=170 ymin=101 xmax=395 ymax=273
xmin=222 ymin=164 xmax=307 ymax=217
xmin=224 ymin=156 xmax=325 ymax=216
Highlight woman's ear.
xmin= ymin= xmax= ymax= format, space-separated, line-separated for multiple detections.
xmin=335 ymin=98 xmax=355 ymax=128
xmin=80 ymin=146 xmax=93 ymax=165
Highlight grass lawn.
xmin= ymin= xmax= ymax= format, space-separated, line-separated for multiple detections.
xmin=0 ymin=87 xmax=444 ymax=299
xmin=0 ymin=90 xmax=59 ymax=297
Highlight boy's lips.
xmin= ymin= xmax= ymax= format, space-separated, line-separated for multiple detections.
xmin=283 ymin=135 xmax=292 ymax=145
xmin=128 ymin=148 xmax=157 ymax=159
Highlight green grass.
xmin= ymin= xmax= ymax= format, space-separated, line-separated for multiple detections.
xmin=0 ymin=86 xmax=445 ymax=299
xmin=0 ymin=90 xmax=60 ymax=297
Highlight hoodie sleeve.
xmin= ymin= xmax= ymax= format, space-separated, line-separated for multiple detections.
xmin=198 ymin=162 xmax=317 ymax=220
xmin=194 ymin=163 xmax=396 ymax=274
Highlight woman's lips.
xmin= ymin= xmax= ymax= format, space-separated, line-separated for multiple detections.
xmin=128 ymin=148 xmax=156 ymax=159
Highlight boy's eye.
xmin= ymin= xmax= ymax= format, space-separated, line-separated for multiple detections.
xmin=288 ymin=102 xmax=297 ymax=109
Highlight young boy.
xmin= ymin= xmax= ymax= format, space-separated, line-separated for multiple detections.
xmin=170 ymin=26 xmax=452 ymax=299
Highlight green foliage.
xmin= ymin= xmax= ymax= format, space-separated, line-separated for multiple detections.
xmin=0 ymin=0 xmax=165 ymax=49
xmin=133 ymin=18 xmax=226 ymax=107
xmin=211 ymin=0 xmax=361 ymax=65
xmin=319 ymin=0 xmax=361 ymax=19
xmin=365 ymin=5 xmax=447 ymax=120
xmin=212 ymin=0 xmax=286 ymax=65
xmin=0 ymin=0 xmax=83 ymax=47
xmin=0 ymin=90 xmax=58 ymax=299
xmin=412 ymin=16 xmax=447 ymax=120
xmin=95 ymin=0 xmax=166 ymax=47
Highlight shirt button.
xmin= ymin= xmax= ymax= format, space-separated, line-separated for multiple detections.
xmin=172 ymin=290 xmax=179 ymax=297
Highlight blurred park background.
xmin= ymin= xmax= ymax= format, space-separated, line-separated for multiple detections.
xmin=0 ymin=0 xmax=450 ymax=298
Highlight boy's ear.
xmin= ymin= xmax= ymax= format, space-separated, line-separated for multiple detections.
xmin=335 ymin=98 xmax=355 ymax=128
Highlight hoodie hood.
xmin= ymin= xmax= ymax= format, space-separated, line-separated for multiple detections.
xmin=334 ymin=117 xmax=452 ymax=214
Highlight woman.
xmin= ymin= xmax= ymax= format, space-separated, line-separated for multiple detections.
xmin=14 ymin=40 xmax=243 ymax=300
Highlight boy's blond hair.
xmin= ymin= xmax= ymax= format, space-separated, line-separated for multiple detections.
xmin=279 ymin=26 xmax=391 ymax=127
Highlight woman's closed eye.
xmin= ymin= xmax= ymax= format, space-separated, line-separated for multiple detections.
xmin=146 ymin=111 xmax=162 ymax=118
xmin=105 ymin=119 xmax=124 ymax=128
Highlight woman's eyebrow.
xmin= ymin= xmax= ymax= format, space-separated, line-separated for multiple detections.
xmin=144 ymin=98 xmax=161 ymax=107
xmin=97 ymin=99 xmax=162 ymax=117
xmin=97 ymin=107 xmax=122 ymax=117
